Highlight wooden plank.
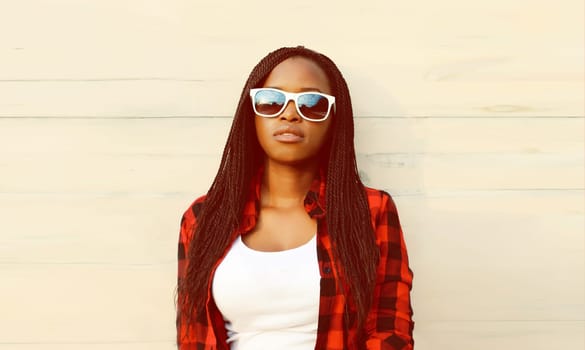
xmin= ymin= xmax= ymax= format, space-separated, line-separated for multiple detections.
xmin=0 ymin=344 xmax=174 ymax=350
xmin=0 ymin=118 xmax=582 ymax=193
xmin=1 ymin=80 xmax=582 ymax=118
xmin=0 ymin=117 xmax=234 ymax=155
xmin=355 ymin=118 xmax=585 ymax=154
xmin=395 ymin=191 xmax=585 ymax=322
xmin=0 ymin=150 xmax=581 ymax=193
xmin=1 ymin=117 xmax=583 ymax=154
xmin=362 ymin=152 xmax=583 ymax=192
xmin=1 ymin=0 xmax=582 ymax=81
xmin=0 ymin=195 xmax=190 ymax=265
xmin=414 ymin=320 xmax=585 ymax=350
xmin=1 ymin=321 xmax=582 ymax=350
xmin=1 ymin=322 xmax=583 ymax=350
xmin=0 ymin=264 xmax=176 ymax=344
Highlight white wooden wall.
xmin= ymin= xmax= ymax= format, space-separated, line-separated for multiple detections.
xmin=1 ymin=1 xmax=583 ymax=349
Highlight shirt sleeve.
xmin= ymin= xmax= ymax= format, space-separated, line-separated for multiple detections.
xmin=365 ymin=191 xmax=415 ymax=350
xmin=176 ymin=196 xmax=230 ymax=350
xmin=176 ymin=197 xmax=202 ymax=348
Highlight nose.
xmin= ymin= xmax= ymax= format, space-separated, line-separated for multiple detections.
xmin=279 ymin=100 xmax=301 ymax=122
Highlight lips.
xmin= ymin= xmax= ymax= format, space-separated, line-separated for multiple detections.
xmin=273 ymin=125 xmax=304 ymax=143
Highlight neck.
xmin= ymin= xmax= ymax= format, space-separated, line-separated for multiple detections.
xmin=261 ymin=159 xmax=319 ymax=209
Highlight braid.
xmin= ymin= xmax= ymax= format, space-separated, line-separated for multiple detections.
xmin=178 ymin=46 xmax=379 ymax=334
xmin=324 ymin=65 xmax=379 ymax=328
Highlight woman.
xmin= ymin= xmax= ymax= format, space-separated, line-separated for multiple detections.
xmin=177 ymin=46 xmax=414 ymax=350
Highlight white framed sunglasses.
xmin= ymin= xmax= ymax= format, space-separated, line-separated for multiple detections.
xmin=249 ymin=88 xmax=336 ymax=122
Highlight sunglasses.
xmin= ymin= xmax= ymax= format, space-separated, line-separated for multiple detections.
xmin=250 ymin=88 xmax=336 ymax=122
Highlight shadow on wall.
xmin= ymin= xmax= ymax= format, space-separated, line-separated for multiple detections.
xmin=348 ymin=70 xmax=424 ymax=197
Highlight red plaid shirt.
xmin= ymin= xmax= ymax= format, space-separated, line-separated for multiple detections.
xmin=177 ymin=171 xmax=414 ymax=349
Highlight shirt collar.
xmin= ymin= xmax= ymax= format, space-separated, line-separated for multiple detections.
xmin=238 ymin=166 xmax=327 ymax=234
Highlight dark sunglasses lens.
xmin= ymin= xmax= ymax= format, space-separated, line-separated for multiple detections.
xmin=298 ymin=94 xmax=329 ymax=120
xmin=254 ymin=90 xmax=285 ymax=116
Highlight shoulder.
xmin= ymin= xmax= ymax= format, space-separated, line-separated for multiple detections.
xmin=179 ymin=194 xmax=208 ymax=245
xmin=363 ymin=186 xmax=399 ymax=216
xmin=362 ymin=186 xmax=402 ymax=232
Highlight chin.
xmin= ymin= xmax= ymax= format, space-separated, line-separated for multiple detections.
xmin=272 ymin=157 xmax=311 ymax=166
xmin=267 ymin=152 xmax=325 ymax=167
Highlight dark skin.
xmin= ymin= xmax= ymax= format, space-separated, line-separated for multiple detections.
xmin=243 ymin=57 xmax=333 ymax=252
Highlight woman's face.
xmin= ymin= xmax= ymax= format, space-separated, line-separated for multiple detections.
xmin=254 ymin=56 xmax=333 ymax=166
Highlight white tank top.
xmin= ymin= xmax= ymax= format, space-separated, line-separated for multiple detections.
xmin=212 ymin=234 xmax=321 ymax=350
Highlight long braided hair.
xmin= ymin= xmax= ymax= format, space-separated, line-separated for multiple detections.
xmin=178 ymin=46 xmax=380 ymax=332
